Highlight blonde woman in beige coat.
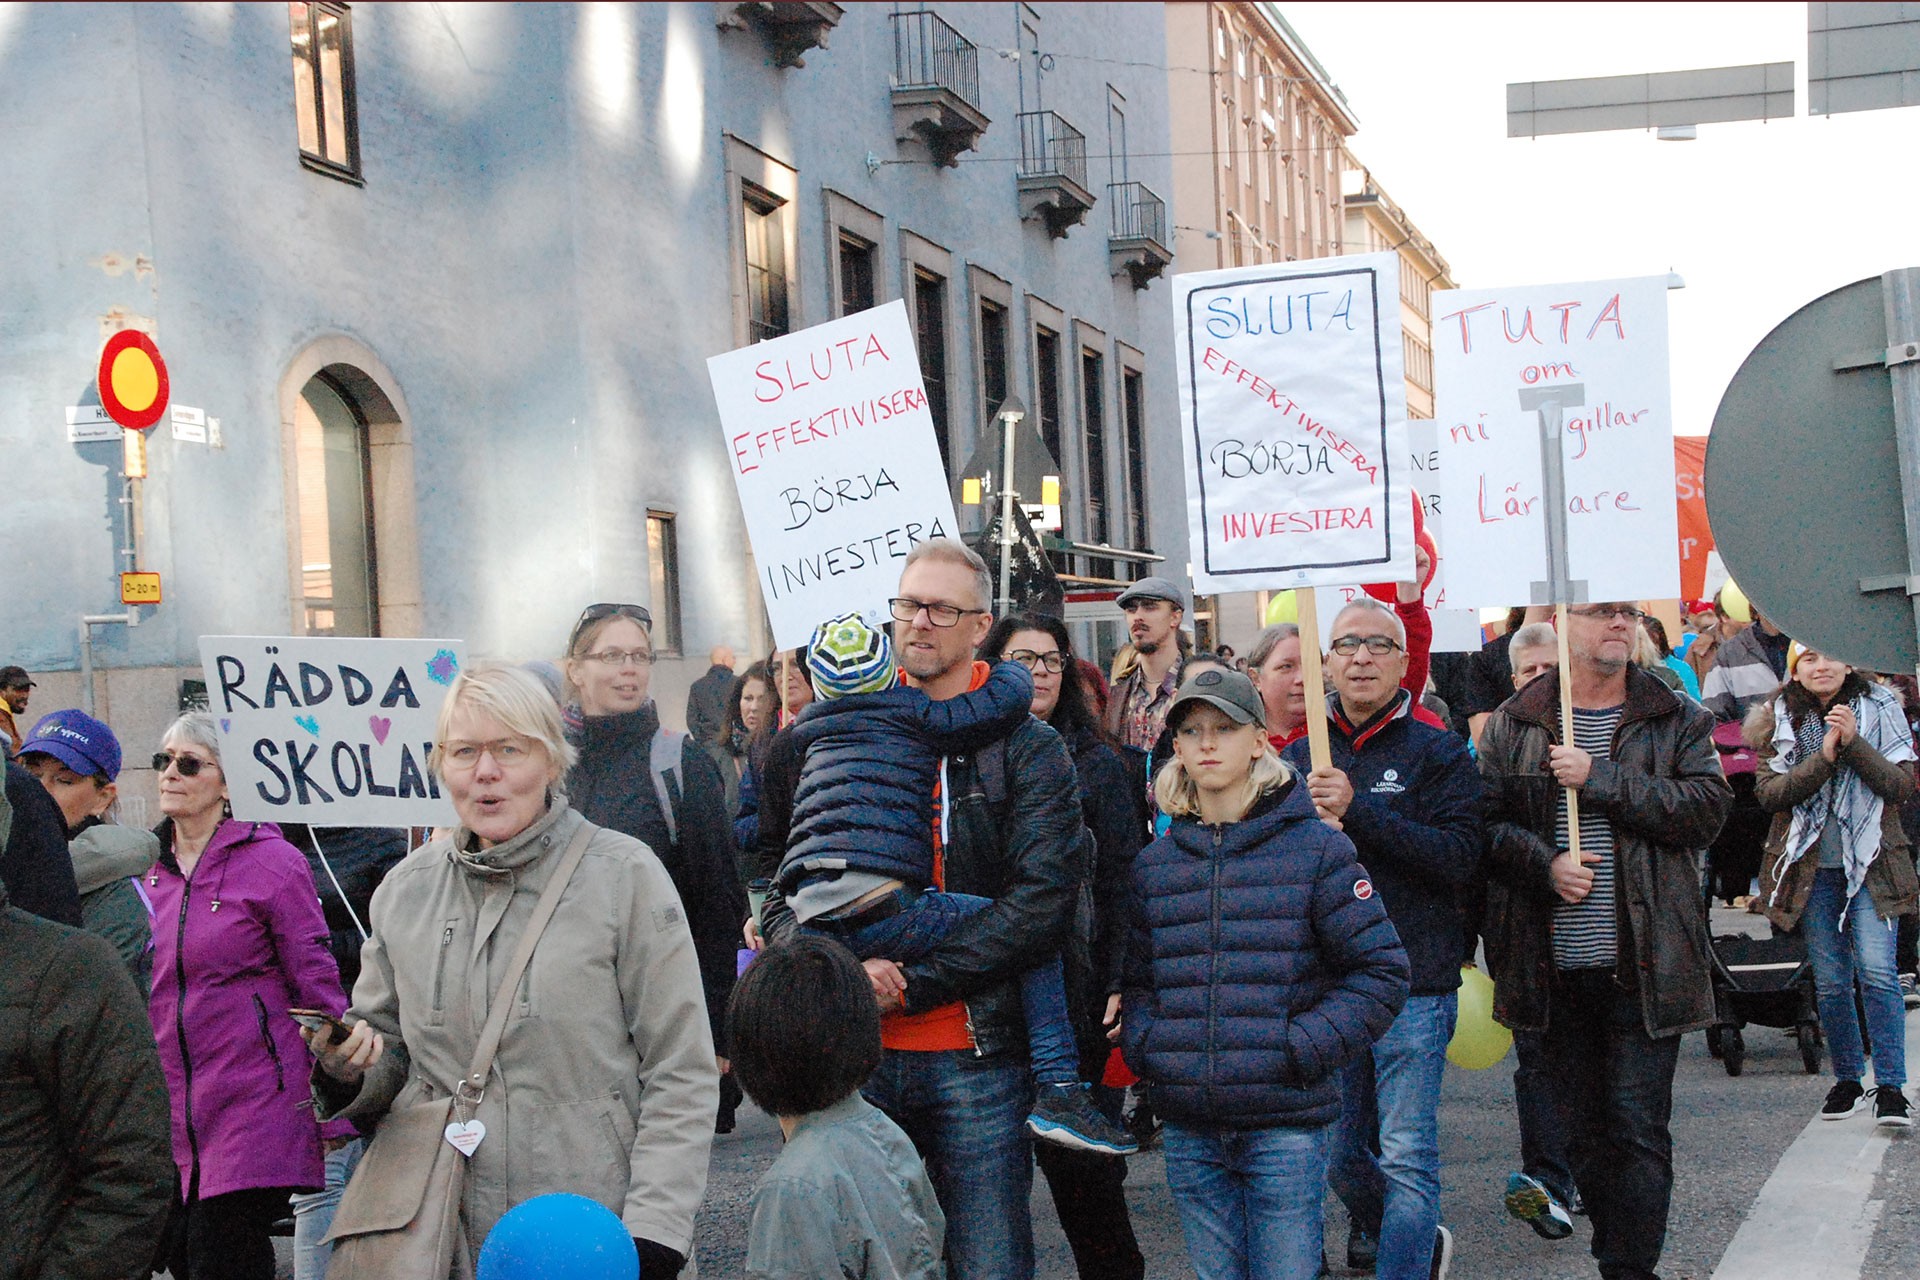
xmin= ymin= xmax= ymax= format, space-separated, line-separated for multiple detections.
xmin=306 ymin=664 xmax=717 ymax=1277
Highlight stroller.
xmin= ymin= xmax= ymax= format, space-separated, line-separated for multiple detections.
xmin=1706 ymin=927 xmax=1823 ymax=1077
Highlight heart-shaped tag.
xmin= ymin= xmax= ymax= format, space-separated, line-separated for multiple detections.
xmin=444 ymin=1119 xmax=486 ymax=1158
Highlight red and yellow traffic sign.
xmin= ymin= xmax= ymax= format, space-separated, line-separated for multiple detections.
xmin=97 ymin=331 xmax=170 ymax=431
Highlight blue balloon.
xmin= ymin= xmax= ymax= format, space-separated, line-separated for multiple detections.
xmin=478 ymin=1192 xmax=638 ymax=1280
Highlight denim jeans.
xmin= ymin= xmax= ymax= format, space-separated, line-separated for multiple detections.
xmin=1802 ymin=867 xmax=1907 ymax=1088
xmin=1511 ymin=1029 xmax=1575 ymax=1204
xmin=822 ymin=890 xmax=1079 ymax=1084
xmin=1326 ymin=992 xmax=1456 ymax=1280
xmin=1542 ymin=970 xmax=1681 ymax=1280
xmin=865 ymin=1048 xmax=1036 ymax=1280
xmin=289 ymin=1137 xmax=365 ymax=1280
xmin=1162 ymin=1121 xmax=1330 ymax=1280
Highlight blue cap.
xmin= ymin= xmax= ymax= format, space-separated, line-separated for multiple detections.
xmin=20 ymin=710 xmax=123 ymax=780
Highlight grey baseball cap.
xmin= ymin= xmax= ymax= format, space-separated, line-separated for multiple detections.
xmin=1167 ymin=668 xmax=1266 ymax=731
xmin=1115 ymin=576 xmax=1189 ymax=611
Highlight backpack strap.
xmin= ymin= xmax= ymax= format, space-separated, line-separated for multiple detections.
xmin=650 ymin=728 xmax=686 ymax=846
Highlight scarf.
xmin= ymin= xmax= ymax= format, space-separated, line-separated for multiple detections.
xmin=1772 ymin=682 xmax=1916 ymax=919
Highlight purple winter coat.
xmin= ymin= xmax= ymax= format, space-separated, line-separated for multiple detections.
xmin=147 ymin=818 xmax=348 ymax=1199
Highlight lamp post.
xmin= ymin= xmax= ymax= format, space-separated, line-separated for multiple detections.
xmin=992 ymin=395 xmax=1027 ymax=614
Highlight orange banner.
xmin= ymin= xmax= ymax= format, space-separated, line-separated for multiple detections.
xmin=1674 ymin=436 xmax=1711 ymax=601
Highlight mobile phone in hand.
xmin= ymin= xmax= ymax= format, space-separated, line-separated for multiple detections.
xmin=289 ymin=1008 xmax=356 ymax=1042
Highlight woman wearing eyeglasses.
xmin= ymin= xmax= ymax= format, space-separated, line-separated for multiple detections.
xmin=981 ymin=611 xmax=1151 ymax=1280
xmin=561 ymin=603 xmax=746 ymax=1133
xmin=144 ymin=712 xmax=351 ymax=1280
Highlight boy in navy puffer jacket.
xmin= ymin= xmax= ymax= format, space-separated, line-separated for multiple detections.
xmin=778 ymin=612 xmax=1136 ymax=1155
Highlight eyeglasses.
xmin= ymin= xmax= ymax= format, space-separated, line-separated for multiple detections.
xmin=1329 ymin=635 xmax=1404 ymax=657
xmin=581 ymin=648 xmax=656 ymax=667
xmin=441 ymin=737 xmax=539 ymax=770
xmin=1006 ymin=649 xmax=1067 ymax=674
xmin=152 ymin=751 xmax=218 ymax=777
xmin=568 ymin=603 xmax=652 ymax=654
xmin=1570 ymin=605 xmax=1648 ymax=623
xmin=889 ymin=597 xmax=987 ymax=628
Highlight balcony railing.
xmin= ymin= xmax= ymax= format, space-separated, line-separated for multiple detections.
xmin=892 ymin=11 xmax=980 ymax=110
xmin=1016 ymin=110 xmax=1088 ymax=189
xmin=1108 ymin=181 xmax=1166 ymax=245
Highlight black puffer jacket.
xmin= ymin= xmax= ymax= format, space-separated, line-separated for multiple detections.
xmin=0 ymin=882 xmax=175 ymax=1280
xmin=766 ymin=695 xmax=1088 ymax=1060
xmin=1122 ymin=782 xmax=1409 ymax=1131
xmin=778 ymin=661 xmax=1031 ymax=894
xmin=569 ymin=701 xmax=746 ymax=1051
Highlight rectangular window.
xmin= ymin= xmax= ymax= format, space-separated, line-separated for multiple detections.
xmin=290 ymin=2 xmax=360 ymax=180
xmin=1082 ymin=347 xmax=1109 ymax=547
xmin=743 ymin=186 xmax=790 ymax=342
xmin=1034 ymin=325 xmax=1063 ymax=468
xmin=1404 ymin=333 xmax=1435 ymax=392
xmin=1122 ymin=367 xmax=1149 ymax=550
xmin=647 ymin=512 xmax=683 ymax=656
xmin=838 ymin=231 xmax=876 ymax=316
xmin=914 ymin=267 xmax=951 ymax=472
xmin=979 ymin=299 xmax=1009 ymax=424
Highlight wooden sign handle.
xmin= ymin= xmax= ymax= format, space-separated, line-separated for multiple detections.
xmin=1298 ymin=589 xmax=1333 ymax=774
xmin=1555 ymin=603 xmax=1582 ymax=857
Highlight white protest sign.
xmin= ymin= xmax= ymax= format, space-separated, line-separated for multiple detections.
xmin=200 ymin=636 xmax=465 ymax=826
xmin=1405 ymin=419 xmax=1486 ymax=653
xmin=1432 ymin=275 xmax=1679 ymax=607
xmin=1173 ymin=252 xmax=1413 ymax=594
xmin=708 ymin=299 xmax=959 ymax=649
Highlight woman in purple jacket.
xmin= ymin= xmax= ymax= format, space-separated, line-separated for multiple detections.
xmin=146 ymin=712 xmax=349 ymax=1280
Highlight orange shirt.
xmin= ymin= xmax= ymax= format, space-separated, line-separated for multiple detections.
xmin=879 ymin=661 xmax=990 ymax=1052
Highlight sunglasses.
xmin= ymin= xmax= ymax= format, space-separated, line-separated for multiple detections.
xmin=569 ymin=603 xmax=652 ymax=654
xmin=152 ymin=751 xmax=218 ymax=777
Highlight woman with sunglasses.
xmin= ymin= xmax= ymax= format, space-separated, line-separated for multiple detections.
xmin=980 ymin=611 xmax=1152 ymax=1279
xmin=562 ymin=603 xmax=746 ymax=1132
xmin=144 ymin=712 xmax=351 ymax=1280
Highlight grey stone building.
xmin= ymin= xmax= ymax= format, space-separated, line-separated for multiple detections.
xmin=0 ymin=2 xmax=1183 ymax=804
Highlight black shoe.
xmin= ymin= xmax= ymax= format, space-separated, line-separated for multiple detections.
xmin=1566 ymin=1184 xmax=1586 ymax=1216
xmin=1504 ymin=1172 xmax=1573 ymax=1240
xmin=1028 ymin=1084 xmax=1139 ymax=1154
xmin=1872 ymin=1084 xmax=1913 ymax=1129
xmin=1346 ymin=1220 xmax=1378 ymax=1271
xmin=1821 ymin=1079 xmax=1867 ymax=1120
xmin=1124 ymin=1095 xmax=1162 ymax=1151
xmin=1430 ymin=1225 xmax=1453 ymax=1280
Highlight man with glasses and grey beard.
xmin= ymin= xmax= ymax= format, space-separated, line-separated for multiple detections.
xmin=1478 ymin=602 xmax=1730 ymax=1280
xmin=1282 ymin=597 xmax=1483 ymax=1280
xmin=761 ymin=539 xmax=1092 ymax=1280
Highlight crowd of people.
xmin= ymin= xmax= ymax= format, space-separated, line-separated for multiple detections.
xmin=2 ymin=545 xmax=1915 ymax=1280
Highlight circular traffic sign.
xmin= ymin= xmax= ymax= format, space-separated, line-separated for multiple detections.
xmin=97 ymin=330 xmax=170 ymax=431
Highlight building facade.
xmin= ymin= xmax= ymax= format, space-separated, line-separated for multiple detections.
xmin=1342 ymin=167 xmax=1455 ymax=424
xmin=0 ymin=2 xmax=1183 ymax=807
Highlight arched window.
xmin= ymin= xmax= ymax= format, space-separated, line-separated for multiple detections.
xmin=294 ymin=372 xmax=377 ymax=635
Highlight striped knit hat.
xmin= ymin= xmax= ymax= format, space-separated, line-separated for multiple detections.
xmin=806 ymin=612 xmax=896 ymax=699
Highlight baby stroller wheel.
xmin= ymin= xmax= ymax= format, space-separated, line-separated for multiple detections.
xmin=1723 ymin=1027 xmax=1746 ymax=1077
xmin=1799 ymin=1021 xmax=1823 ymax=1074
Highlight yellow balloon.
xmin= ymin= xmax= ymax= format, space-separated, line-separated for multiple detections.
xmin=1718 ymin=579 xmax=1752 ymax=624
xmin=1446 ymin=967 xmax=1513 ymax=1070
xmin=1263 ymin=590 xmax=1299 ymax=626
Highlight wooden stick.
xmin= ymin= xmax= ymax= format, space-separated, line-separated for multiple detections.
xmin=1298 ymin=589 xmax=1333 ymax=773
xmin=1555 ymin=603 xmax=1582 ymax=856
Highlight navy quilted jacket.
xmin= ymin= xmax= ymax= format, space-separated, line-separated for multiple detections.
xmin=777 ymin=661 xmax=1032 ymax=893
xmin=1121 ymin=779 xmax=1409 ymax=1130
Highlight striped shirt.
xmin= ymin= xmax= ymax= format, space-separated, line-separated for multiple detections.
xmin=1552 ymin=705 xmax=1622 ymax=971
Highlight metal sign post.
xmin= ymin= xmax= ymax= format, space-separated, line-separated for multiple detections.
xmin=1874 ymin=268 xmax=1920 ymax=666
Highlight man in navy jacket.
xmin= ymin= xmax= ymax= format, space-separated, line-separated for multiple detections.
xmin=1284 ymin=597 xmax=1484 ymax=1280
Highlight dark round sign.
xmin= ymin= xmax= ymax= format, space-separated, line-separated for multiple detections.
xmin=1706 ymin=274 xmax=1913 ymax=673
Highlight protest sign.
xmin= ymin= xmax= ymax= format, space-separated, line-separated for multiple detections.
xmin=708 ymin=299 xmax=959 ymax=649
xmin=1405 ymin=419 xmax=1489 ymax=652
xmin=200 ymin=635 xmax=465 ymax=826
xmin=1674 ymin=435 xmax=1713 ymax=600
xmin=1432 ymin=275 xmax=1680 ymax=607
xmin=1173 ymin=252 xmax=1414 ymax=595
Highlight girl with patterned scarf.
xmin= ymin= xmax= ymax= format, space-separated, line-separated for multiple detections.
xmin=1750 ymin=645 xmax=1919 ymax=1127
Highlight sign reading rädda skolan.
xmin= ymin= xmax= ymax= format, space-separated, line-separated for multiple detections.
xmin=707 ymin=299 xmax=960 ymax=649
xmin=199 ymin=636 xmax=465 ymax=826
xmin=1173 ymin=252 xmax=1414 ymax=594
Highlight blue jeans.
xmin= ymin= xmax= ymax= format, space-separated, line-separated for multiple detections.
xmin=1163 ymin=1121 xmax=1330 ymax=1280
xmin=289 ymin=1137 xmax=365 ymax=1280
xmin=1326 ymin=992 xmax=1456 ymax=1280
xmin=1512 ymin=1029 xmax=1574 ymax=1204
xmin=1802 ymin=867 xmax=1907 ymax=1088
xmin=817 ymin=890 xmax=1079 ymax=1085
xmin=865 ymin=1048 xmax=1035 ymax=1280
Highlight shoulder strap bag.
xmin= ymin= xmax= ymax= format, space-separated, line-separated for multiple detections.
xmin=324 ymin=820 xmax=598 ymax=1280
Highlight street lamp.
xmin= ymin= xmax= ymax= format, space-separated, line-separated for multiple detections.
xmin=992 ymin=395 xmax=1027 ymax=613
